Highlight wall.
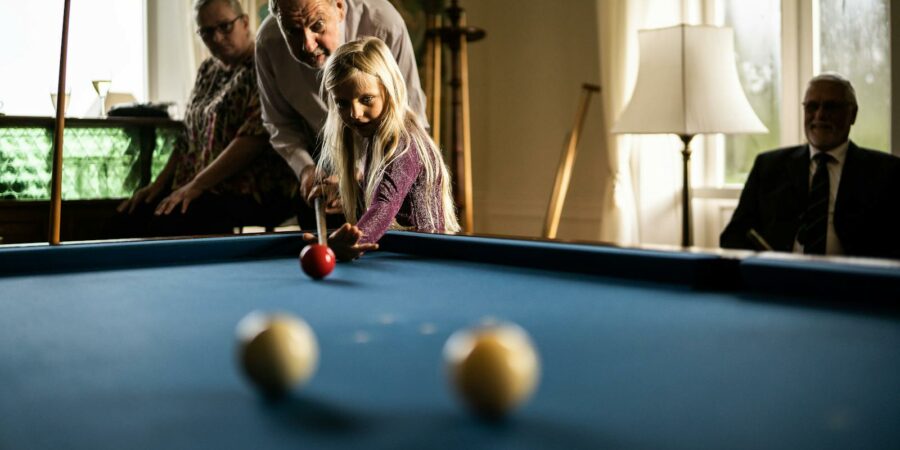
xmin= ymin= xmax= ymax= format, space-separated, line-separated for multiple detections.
xmin=462 ymin=0 xmax=609 ymax=240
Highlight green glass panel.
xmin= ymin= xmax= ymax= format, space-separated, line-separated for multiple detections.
xmin=0 ymin=128 xmax=51 ymax=199
xmin=61 ymin=127 xmax=135 ymax=200
xmin=153 ymin=128 xmax=179 ymax=181
xmin=0 ymin=124 xmax=177 ymax=200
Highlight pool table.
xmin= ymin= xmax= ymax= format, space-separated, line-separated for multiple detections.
xmin=1 ymin=231 xmax=898 ymax=449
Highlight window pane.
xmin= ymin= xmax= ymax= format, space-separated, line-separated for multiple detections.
xmin=818 ymin=0 xmax=890 ymax=153
xmin=721 ymin=0 xmax=782 ymax=184
xmin=0 ymin=0 xmax=145 ymax=117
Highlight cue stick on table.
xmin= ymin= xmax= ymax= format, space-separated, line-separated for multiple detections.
xmin=747 ymin=228 xmax=774 ymax=251
xmin=49 ymin=0 xmax=73 ymax=245
xmin=314 ymin=197 xmax=327 ymax=246
xmin=542 ymin=83 xmax=601 ymax=239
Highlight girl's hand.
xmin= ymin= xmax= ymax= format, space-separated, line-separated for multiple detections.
xmin=155 ymin=181 xmax=204 ymax=215
xmin=302 ymin=223 xmax=378 ymax=261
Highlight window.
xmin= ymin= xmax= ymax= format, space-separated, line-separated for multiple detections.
xmin=716 ymin=0 xmax=891 ymax=185
xmin=0 ymin=0 xmax=146 ymax=117
xmin=720 ymin=0 xmax=782 ymax=184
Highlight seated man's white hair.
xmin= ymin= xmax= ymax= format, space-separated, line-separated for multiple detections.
xmin=808 ymin=73 xmax=857 ymax=106
xmin=194 ymin=0 xmax=245 ymax=15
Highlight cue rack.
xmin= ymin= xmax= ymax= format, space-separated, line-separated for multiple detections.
xmin=49 ymin=0 xmax=73 ymax=245
xmin=424 ymin=0 xmax=485 ymax=234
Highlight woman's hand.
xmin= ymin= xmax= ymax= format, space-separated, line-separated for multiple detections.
xmin=302 ymin=223 xmax=379 ymax=261
xmin=155 ymin=181 xmax=205 ymax=215
xmin=117 ymin=183 xmax=165 ymax=214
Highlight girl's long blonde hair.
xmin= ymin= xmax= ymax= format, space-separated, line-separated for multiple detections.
xmin=319 ymin=37 xmax=459 ymax=233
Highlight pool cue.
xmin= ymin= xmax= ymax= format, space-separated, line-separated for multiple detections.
xmin=314 ymin=197 xmax=327 ymax=246
xmin=542 ymin=84 xmax=601 ymax=239
xmin=424 ymin=13 xmax=442 ymax=144
xmin=747 ymin=228 xmax=773 ymax=251
xmin=49 ymin=0 xmax=73 ymax=245
xmin=459 ymin=13 xmax=474 ymax=234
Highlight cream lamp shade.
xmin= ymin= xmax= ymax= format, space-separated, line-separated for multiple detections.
xmin=611 ymin=25 xmax=767 ymax=135
xmin=611 ymin=24 xmax=768 ymax=247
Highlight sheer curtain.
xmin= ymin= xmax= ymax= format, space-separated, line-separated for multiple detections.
xmin=597 ymin=0 xmax=711 ymax=246
xmin=597 ymin=0 xmax=638 ymax=245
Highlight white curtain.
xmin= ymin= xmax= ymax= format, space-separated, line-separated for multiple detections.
xmin=597 ymin=0 xmax=638 ymax=245
xmin=146 ymin=0 xmax=197 ymax=108
xmin=597 ymin=0 xmax=711 ymax=246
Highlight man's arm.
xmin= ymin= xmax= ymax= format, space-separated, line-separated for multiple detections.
xmin=255 ymin=37 xmax=316 ymax=180
xmin=721 ymin=156 xmax=764 ymax=250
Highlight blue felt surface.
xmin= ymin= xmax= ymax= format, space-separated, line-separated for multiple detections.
xmin=1 ymin=248 xmax=899 ymax=449
xmin=740 ymin=255 xmax=900 ymax=301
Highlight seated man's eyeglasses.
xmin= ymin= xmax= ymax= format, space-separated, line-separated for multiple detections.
xmin=802 ymin=101 xmax=850 ymax=114
xmin=197 ymin=15 xmax=244 ymax=40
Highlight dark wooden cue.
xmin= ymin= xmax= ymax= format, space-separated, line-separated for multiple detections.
xmin=424 ymin=13 xmax=442 ymax=144
xmin=543 ymin=84 xmax=601 ymax=239
xmin=49 ymin=0 xmax=73 ymax=245
xmin=457 ymin=12 xmax=473 ymax=233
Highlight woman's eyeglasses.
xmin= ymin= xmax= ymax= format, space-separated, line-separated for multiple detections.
xmin=197 ymin=15 xmax=244 ymax=40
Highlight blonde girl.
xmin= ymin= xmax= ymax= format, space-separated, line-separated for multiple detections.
xmin=305 ymin=37 xmax=459 ymax=260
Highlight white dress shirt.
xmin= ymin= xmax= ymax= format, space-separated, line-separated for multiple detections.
xmin=255 ymin=0 xmax=427 ymax=178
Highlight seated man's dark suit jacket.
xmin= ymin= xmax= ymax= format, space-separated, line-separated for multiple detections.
xmin=720 ymin=142 xmax=900 ymax=259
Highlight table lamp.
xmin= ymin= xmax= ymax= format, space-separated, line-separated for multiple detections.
xmin=611 ymin=25 xmax=767 ymax=247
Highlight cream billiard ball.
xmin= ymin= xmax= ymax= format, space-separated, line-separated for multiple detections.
xmin=443 ymin=322 xmax=541 ymax=418
xmin=236 ymin=312 xmax=319 ymax=396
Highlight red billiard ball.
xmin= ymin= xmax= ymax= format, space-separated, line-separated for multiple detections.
xmin=300 ymin=244 xmax=336 ymax=279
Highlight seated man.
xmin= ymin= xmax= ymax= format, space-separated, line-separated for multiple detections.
xmin=721 ymin=73 xmax=900 ymax=259
xmin=256 ymin=0 xmax=427 ymax=228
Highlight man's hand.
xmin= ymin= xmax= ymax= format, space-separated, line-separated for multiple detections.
xmin=155 ymin=181 xmax=204 ymax=215
xmin=299 ymin=165 xmax=318 ymax=205
xmin=302 ymin=223 xmax=378 ymax=261
xmin=301 ymin=165 xmax=341 ymax=213
xmin=306 ymin=177 xmax=342 ymax=214
xmin=117 ymin=183 xmax=165 ymax=214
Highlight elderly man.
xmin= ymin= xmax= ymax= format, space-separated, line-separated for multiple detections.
xmin=256 ymin=0 xmax=426 ymax=222
xmin=721 ymin=73 xmax=900 ymax=259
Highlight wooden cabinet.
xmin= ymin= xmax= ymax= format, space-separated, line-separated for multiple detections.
xmin=0 ymin=200 xmax=122 ymax=244
xmin=0 ymin=115 xmax=182 ymax=244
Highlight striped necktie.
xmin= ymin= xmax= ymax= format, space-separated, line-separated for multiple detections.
xmin=798 ymin=152 xmax=834 ymax=255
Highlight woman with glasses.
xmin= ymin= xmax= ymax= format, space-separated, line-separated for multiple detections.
xmin=114 ymin=0 xmax=297 ymax=237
